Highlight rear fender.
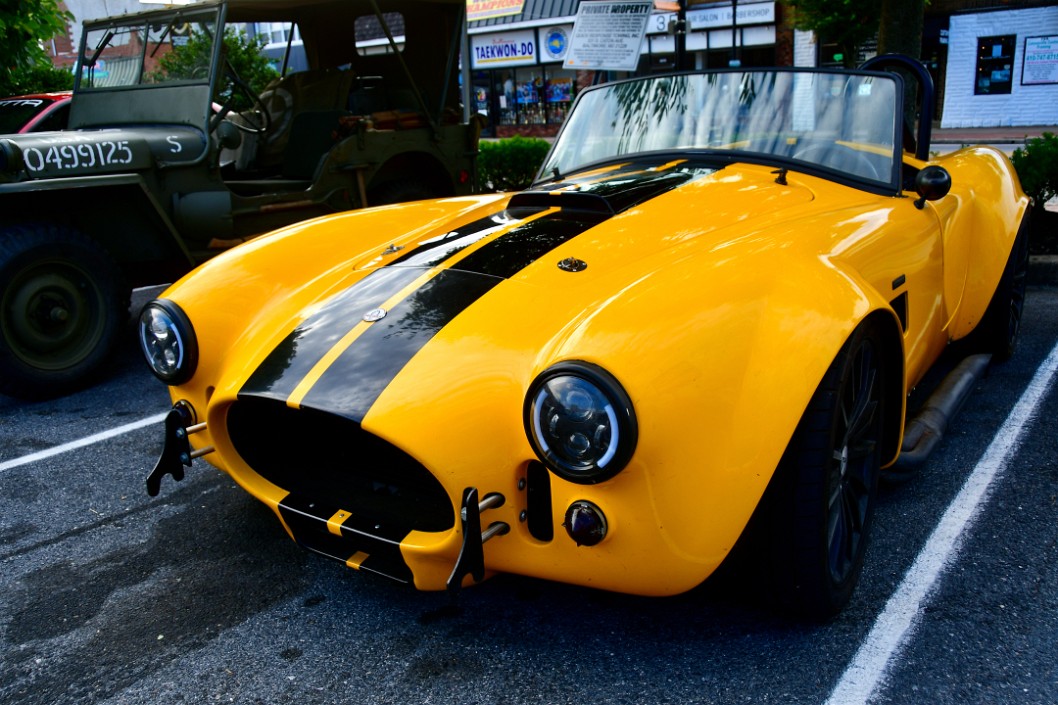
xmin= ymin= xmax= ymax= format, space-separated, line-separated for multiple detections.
xmin=932 ymin=147 xmax=1031 ymax=339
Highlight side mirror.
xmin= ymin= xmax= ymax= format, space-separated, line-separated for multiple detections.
xmin=914 ymin=165 xmax=951 ymax=209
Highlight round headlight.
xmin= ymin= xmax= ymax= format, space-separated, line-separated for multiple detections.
xmin=138 ymin=299 xmax=197 ymax=385
xmin=524 ymin=361 xmax=637 ymax=484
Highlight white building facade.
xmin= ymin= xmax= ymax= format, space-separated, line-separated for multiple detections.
xmin=941 ymin=4 xmax=1058 ymax=128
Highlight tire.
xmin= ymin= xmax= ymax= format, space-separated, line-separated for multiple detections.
xmin=369 ymin=179 xmax=441 ymax=206
xmin=964 ymin=218 xmax=1030 ymax=361
xmin=761 ymin=322 xmax=886 ymax=619
xmin=0 ymin=224 xmax=128 ymax=399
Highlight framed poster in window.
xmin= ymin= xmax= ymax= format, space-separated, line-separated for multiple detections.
xmin=974 ymin=34 xmax=1015 ymax=95
xmin=1022 ymin=35 xmax=1058 ymax=86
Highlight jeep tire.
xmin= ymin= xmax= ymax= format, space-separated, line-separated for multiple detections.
xmin=0 ymin=224 xmax=128 ymax=399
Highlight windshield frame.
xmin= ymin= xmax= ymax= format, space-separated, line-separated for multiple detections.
xmin=68 ymin=2 xmax=225 ymax=134
xmin=536 ymin=67 xmax=907 ymax=196
xmin=75 ymin=3 xmax=223 ymax=94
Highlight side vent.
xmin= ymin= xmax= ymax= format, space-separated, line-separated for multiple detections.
xmin=526 ymin=461 xmax=554 ymax=542
xmin=890 ymin=292 xmax=908 ymax=332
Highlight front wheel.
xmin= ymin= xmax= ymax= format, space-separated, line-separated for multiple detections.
xmin=0 ymin=224 xmax=127 ymax=399
xmin=762 ymin=322 xmax=886 ymax=618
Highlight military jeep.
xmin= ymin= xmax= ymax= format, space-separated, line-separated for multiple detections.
xmin=0 ymin=0 xmax=479 ymax=398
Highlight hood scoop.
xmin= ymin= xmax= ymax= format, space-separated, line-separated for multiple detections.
xmin=519 ymin=163 xmax=717 ymax=216
xmin=507 ymin=190 xmax=615 ymax=217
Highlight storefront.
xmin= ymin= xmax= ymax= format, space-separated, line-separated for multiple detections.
xmin=939 ymin=4 xmax=1058 ymax=128
xmin=468 ymin=1 xmax=783 ymax=137
xmin=469 ymin=23 xmax=580 ymax=137
xmin=644 ymin=1 xmax=778 ymax=71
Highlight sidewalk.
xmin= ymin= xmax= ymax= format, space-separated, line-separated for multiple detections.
xmin=931 ymin=124 xmax=1054 ymax=145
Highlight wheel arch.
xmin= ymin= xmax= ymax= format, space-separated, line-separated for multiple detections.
xmin=0 ymin=178 xmax=195 ymax=288
xmin=937 ymin=147 xmax=1031 ymax=341
xmin=861 ymin=308 xmax=906 ymax=468
xmin=366 ymin=151 xmax=456 ymax=201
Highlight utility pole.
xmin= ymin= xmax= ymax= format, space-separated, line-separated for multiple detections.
xmin=675 ymin=0 xmax=687 ymax=71
xmin=730 ymin=0 xmax=740 ymax=67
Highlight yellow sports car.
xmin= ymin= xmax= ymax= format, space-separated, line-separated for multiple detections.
xmin=142 ymin=56 xmax=1030 ymax=617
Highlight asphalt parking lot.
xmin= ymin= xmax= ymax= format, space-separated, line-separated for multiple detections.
xmin=1 ymin=279 xmax=1057 ymax=705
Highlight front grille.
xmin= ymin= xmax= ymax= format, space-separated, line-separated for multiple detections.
xmin=226 ymin=397 xmax=454 ymax=533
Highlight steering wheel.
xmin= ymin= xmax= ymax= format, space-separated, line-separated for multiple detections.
xmin=210 ymin=61 xmax=271 ymax=135
xmin=791 ymin=143 xmax=881 ymax=181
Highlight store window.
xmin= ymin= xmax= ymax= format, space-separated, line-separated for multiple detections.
xmin=974 ymin=35 xmax=1016 ymax=95
xmin=493 ymin=67 xmax=576 ymax=136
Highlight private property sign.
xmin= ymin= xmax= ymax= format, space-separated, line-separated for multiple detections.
xmin=563 ymin=0 xmax=653 ymax=71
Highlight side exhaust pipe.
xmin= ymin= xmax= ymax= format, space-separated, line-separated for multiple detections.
xmin=884 ymin=353 xmax=992 ymax=482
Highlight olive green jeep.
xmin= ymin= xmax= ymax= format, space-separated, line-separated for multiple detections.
xmin=0 ymin=0 xmax=479 ymax=398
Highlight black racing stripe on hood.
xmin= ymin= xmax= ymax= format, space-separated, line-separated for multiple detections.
xmin=531 ymin=161 xmax=714 ymax=213
xmin=241 ymin=213 xmax=522 ymax=401
xmin=241 ymin=166 xmax=699 ymax=416
xmin=453 ymin=211 xmax=608 ymax=279
xmin=240 ymin=265 xmax=425 ymax=402
xmin=300 ymin=210 xmax=608 ymax=421
xmin=297 ymin=267 xmax=498 ymax=419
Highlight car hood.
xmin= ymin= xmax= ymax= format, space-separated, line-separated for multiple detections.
xmin=224 ymin=157 xmax=822 ymax=425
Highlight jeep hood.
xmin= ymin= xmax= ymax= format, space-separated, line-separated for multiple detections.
xmin=0 ymin=126 xmax=205 ymax=181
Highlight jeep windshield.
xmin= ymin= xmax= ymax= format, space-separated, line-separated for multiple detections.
xmin=77 ymin=5 xmax=221 ymax=90
xmin=539 ymin=69 xmax=902 ymax=193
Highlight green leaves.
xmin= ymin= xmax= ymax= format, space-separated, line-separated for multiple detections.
xmin=782 ymin=0 xmax=882 ymax=66
xmin=1012 ymin=132 xmax=1058 ymax=207
xmin=478 ymin=136 xmax=552 ymax=191
xmin=0 ymin=0 xmax=73 ymax=95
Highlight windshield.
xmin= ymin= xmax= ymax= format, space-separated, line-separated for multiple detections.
xmin=540 ymin=70 xmax=901 ymax=189
xmin=0 ymin=98 xmax=54 ymax=133
xmin=78 ymin=7 xmax=220 ymax=90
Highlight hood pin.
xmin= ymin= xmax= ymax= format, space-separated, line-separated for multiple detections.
xmin=363 ymin=308 xmax=388 ymax=322
xmin=557 ymin=257 xmax=587 ymax=273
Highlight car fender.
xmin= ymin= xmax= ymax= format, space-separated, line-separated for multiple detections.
xmin=505 ymin=234 xmax=905 ymax=570
xmin=931 ymin=146 xmax=1030 ymax=340
xmin=160 ymin=193 xmax=512 ymax=405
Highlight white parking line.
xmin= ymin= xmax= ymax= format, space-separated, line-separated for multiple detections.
xmin=0 ymin=412 xmax=168 ymax=473
xmin=826 ymin=339 xmax=1058 ymax=705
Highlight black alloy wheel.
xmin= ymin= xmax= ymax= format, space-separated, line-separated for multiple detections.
xmin=966 ymin=217 xmax=1030 ymax=361
xmin=763 ymin=321 xmax=886 ymax=619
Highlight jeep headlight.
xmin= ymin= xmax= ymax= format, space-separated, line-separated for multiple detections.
xmin=0 ymin=139 xmax=23 ymax=174
xmin=524 ymin=362 xmax=637 ymax=484
xmin=139 ymin=299 xmax=197 ymax=385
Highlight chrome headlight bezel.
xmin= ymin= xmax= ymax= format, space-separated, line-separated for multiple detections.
xmin=524 ymin=361 xmax=637 ymax=484
xmin=138 ymin=299 xmax=197 ymax=385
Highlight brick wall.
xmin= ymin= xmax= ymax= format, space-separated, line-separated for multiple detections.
xmin=941 ymin=6 xmax=1058 ymax=127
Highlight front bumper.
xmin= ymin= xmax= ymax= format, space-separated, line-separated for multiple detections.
xmin=147 ymin=396 xmax=733 ymax=597
xmin=148 ymin=400 xmax=514 ymax=593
